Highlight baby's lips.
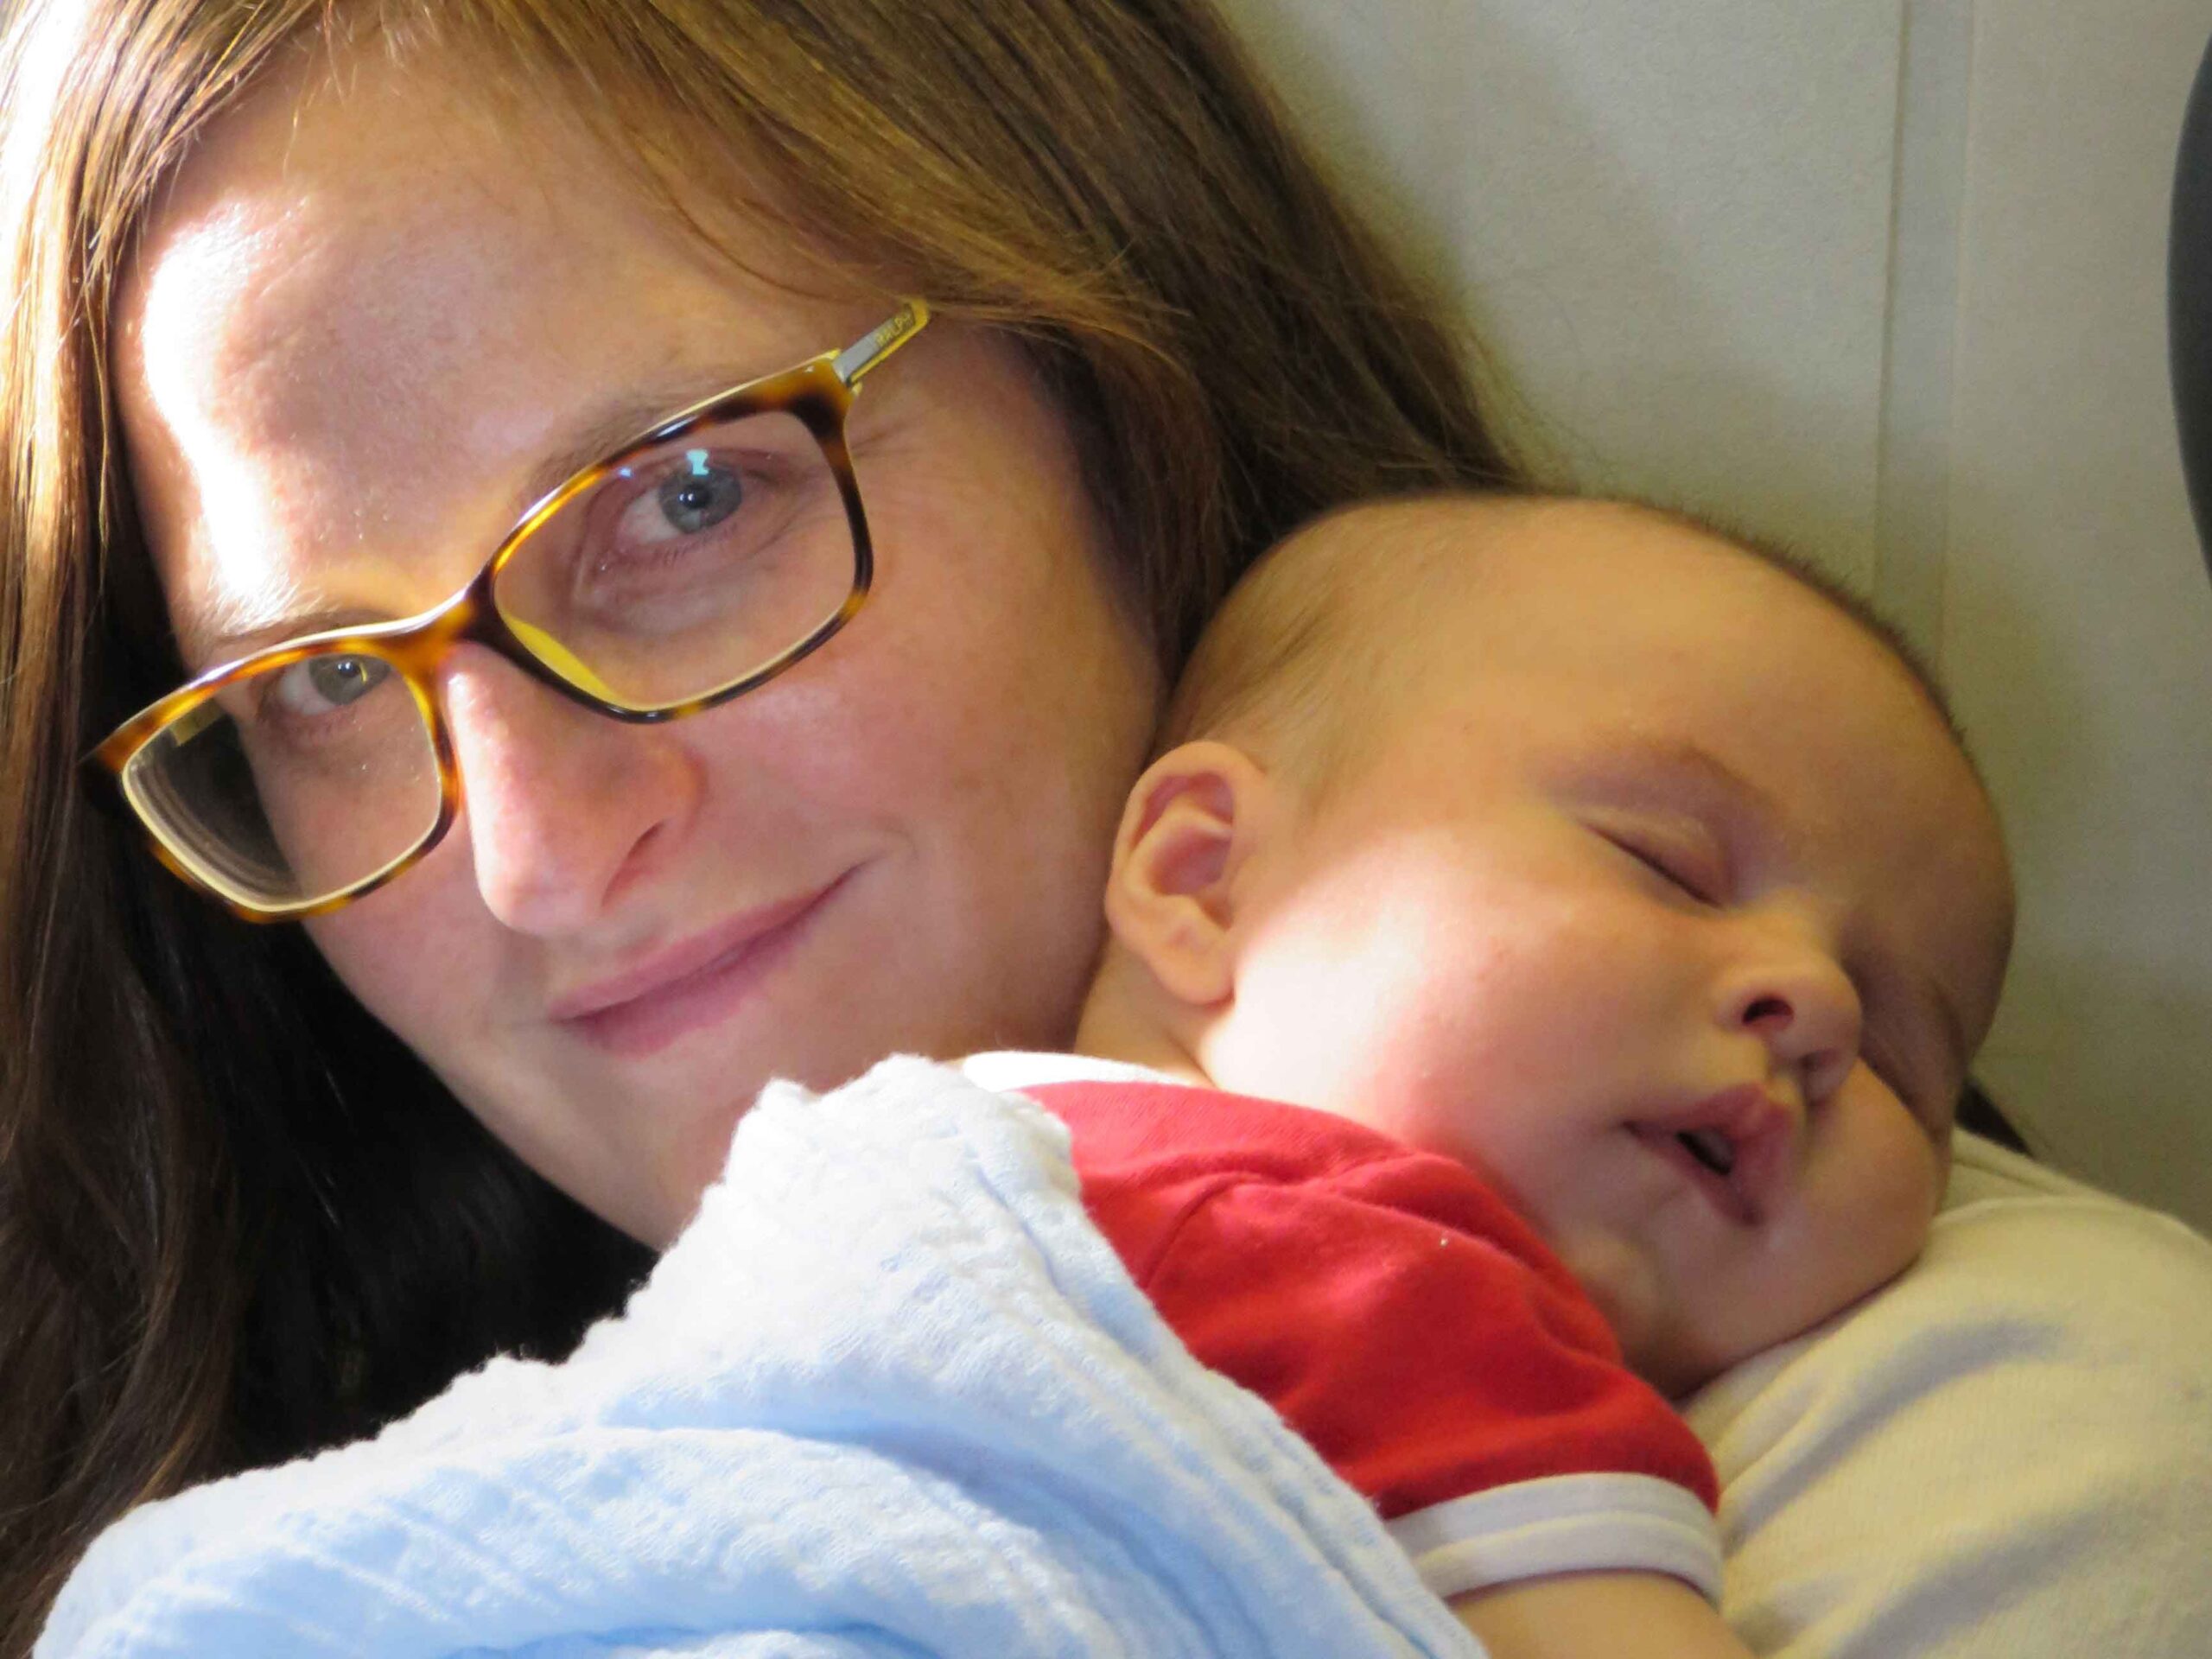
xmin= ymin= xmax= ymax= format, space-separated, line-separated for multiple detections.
xmin=1726 ymin=1103 xmax=1801 ymax=1225
xmin=1641 ymin=1083 xmax=1799 ymax=1224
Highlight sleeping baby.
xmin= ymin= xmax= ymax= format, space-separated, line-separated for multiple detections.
xmin=977 ymin=490 xmax=2015 ymax=1656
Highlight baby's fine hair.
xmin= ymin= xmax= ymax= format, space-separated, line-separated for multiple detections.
xmin=1154 ymin=491 xmax=1973 ymax=800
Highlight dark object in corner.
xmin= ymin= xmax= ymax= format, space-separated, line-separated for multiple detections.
xmin=2171 ymin=29 xmax=2212 ymax=567
xmin=1957 ymin=1076 xmax=2033 ymax=1157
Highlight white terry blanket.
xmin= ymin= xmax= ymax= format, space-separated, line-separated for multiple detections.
xmin=40 ymin=1056 xmax=1484 ymax=1658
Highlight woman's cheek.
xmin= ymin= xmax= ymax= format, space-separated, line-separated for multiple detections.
xmin=303 ymin=842 xmax=499 ymax=1042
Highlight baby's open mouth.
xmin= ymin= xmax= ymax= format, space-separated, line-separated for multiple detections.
xmin=1630 ymin=1085 xmax=1791 ymax=1226
xmin=1677 ymin=1128 xmax=1737 ymax=1176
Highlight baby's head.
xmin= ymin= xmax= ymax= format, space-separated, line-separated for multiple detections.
xmin=1076 ymin=493 xmax=2015 ymax=1395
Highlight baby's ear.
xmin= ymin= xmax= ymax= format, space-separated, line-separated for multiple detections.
xmin=1103 ymin=741 xmax=1273 ymax=1010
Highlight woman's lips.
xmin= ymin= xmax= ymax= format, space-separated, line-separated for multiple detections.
xmin=552 ymin=871 xmax=854 ymax=1058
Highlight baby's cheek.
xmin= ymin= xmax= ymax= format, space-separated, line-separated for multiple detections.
xmin=1854 ymin=1083 xmax=1947 ymax=1207
xmin=1859 ymin=1136 xmax=1945 ymax=1281
xmin=1548 ymin=1227 xmax=1673 ymax=1371
xmin=1802 ymin=1099 xmax=1947 ymax=1304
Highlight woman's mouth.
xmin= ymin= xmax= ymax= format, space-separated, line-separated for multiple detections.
xmin=552 ymin=870 xmax=855 ymax=1059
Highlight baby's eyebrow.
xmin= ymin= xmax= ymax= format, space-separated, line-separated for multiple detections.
xmin=1562 ymin=732 xmax=1786 ymax=826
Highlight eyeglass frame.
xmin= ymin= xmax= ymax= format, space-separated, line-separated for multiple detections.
xmin=83 ymin=299 xmax=933 ymax=924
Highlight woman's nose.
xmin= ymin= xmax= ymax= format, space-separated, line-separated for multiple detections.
xmin=438 ymin=648 xmax=702 ymax=937
xmin=1717 ymin=925 xmax=1864 ymax=1106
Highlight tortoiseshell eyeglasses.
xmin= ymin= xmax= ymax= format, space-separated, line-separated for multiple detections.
xmin=86 ymin=301 xmax=932 ymax=922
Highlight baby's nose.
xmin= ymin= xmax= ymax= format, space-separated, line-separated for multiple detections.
xmin=1720 ymin=947 xmax=1863 ymax=1103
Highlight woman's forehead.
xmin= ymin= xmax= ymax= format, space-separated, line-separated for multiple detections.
xmin=114 ymin=53 xmax=867 ymax=663
xmin=121 ymin=49 xmax=815 ymax=435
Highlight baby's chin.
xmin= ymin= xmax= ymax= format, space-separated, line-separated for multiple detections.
xmin=1545 ymin=1230 xmax=1713 ymax=1398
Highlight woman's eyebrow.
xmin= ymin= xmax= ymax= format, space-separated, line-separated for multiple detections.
xmin=510 ymin=365 xmax=785 ymax=516
xmin=186 ymin=571 xmax=344 ymax=669
xmin=190 ymin=597 xmax=401 ymax=671
xmin=187 ymin=366 xmax=782 ymax=665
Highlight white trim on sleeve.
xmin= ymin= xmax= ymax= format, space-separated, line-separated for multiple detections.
xmin=1386 ymin=1471 xmax=1723 ymax=1604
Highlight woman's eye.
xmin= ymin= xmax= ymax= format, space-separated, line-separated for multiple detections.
xmin=268 ymin=654 xmax=392 ymax=719
xmin=633 ymin=453 xmax=747 ymax=541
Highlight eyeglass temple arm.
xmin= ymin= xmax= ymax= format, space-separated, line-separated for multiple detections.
xmin=832 ymin=300 xmax=932 ymax=389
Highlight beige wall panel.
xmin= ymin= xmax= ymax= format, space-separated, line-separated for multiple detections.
xmin=1224 ymin=0 xmax=1905 ymax=582
xmin=1219 ymin=0 xmax=2212 ymax=1229
xmin=1942 ymin=0 xmax=2212 ymax=1225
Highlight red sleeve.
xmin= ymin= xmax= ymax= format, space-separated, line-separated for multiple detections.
xmin=1025 ymin=1079 xmax=1719 ymax=1520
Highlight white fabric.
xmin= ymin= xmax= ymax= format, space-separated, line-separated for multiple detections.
xmin=963 ymin=1052 xmax=1725 ymax=1605
xmin=41 ymin=1058 xmax=1482 ymax=1659
xmin=1684 ymin=1129 xmax=2212 ymax=1658
xmin=1387 ymin=1473 xmax=1719 ymax=1604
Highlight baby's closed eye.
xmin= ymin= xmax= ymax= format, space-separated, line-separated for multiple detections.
xmin=1586 ymin=813 xmax=1729 ymax=906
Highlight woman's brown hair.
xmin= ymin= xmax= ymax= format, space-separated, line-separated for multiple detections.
xmin=0 ymin=0 xmax=1522 ymax=1642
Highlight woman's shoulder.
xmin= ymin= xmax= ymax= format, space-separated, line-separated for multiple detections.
xmin=1928 ymin=1129 xmax=2212 ymax=1333
xmin=1690 ymin=1131 xmax=2212 ymax=1440
xmin=1688 ymin=1132 xmax=2212 ymax=1658
xmin=1940 ymin=1124 xmax=2208 ymax=1217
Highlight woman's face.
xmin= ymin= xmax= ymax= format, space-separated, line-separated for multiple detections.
xmin=115 ymin=56 xmax=1160 ymax=1244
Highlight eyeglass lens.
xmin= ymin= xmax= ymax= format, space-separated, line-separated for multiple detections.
xmin=122 ymin=408 xmax=857 ymax=911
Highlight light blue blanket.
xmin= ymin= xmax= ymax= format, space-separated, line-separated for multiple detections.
xmin=41 ymin=1057 xmax=1484 ymax=1658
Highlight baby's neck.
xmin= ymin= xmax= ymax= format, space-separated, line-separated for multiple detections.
xmin=1068 ymin=947 xmax=1214 ymax=1088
